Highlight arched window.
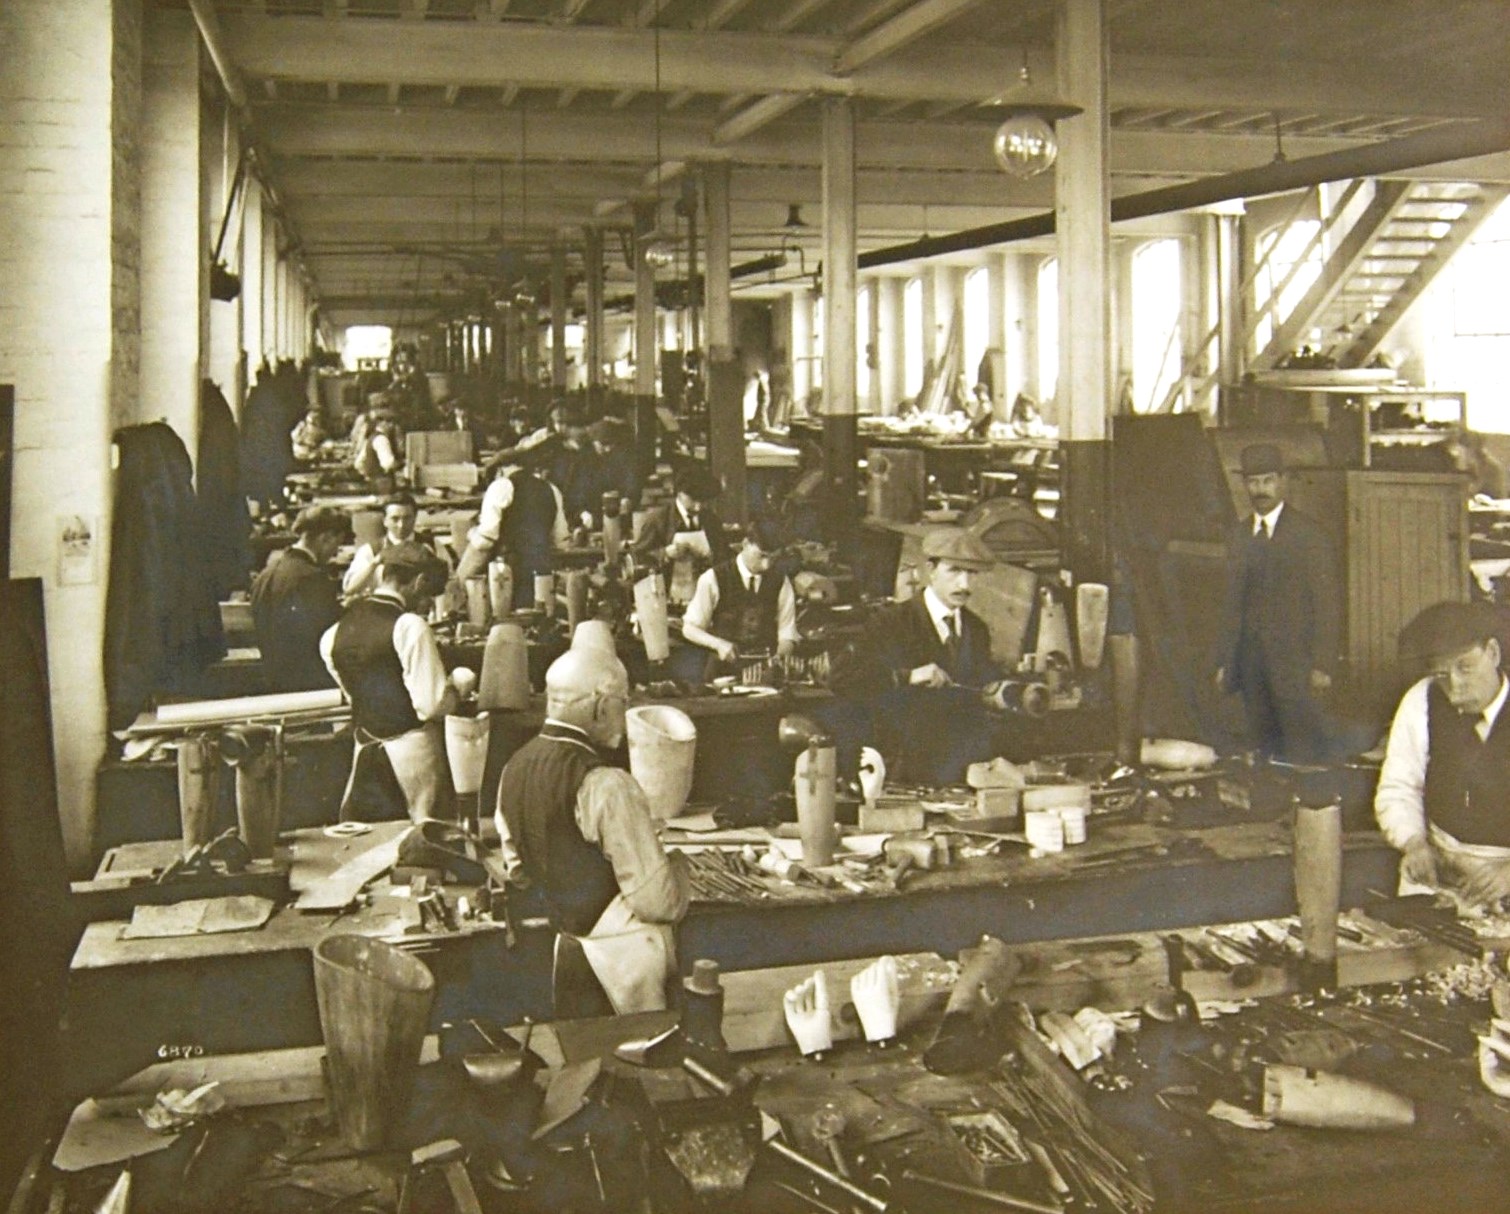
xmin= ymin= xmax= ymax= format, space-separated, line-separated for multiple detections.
xmin=1036 ymin=258 xmax=1058 ymax=405
xmin=963 ymin=266 xmax=990 ymax=393
xmin=1132 ymin=239 xmax=1183 ymax=412
xmin=903 ymin=277 xmax=924 ymax=399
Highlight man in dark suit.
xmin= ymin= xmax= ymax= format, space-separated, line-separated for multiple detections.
xmin=249 ymin=505 xmax=348 ymax=692
xmin=631 ymin=461 xmax=729 ymax=581
xmin=827 ymin=527 xmax=1007 ymax=786
xmin=1214 ymin=443 xmax=1342 ymax=762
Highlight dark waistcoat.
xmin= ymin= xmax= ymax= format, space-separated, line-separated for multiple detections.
xmin=498 ymin=724 xmax=620 ymax=936
xmin=329 ymin=597 xmax=421 ymax=738
xmin=710 ymin=561 xmax=782 ymax=652
xmin=1425 ymin=681 xmax=1510 ymax=847
xmin=498 ymin=472 xmax=559 ymax=574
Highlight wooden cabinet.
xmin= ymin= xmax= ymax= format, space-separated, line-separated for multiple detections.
xmin=1286 ymin=470 xmax=1468 ymax=714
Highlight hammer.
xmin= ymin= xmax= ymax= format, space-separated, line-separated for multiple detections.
xmin=398 ymin=1139 xmax=484 ymax=1214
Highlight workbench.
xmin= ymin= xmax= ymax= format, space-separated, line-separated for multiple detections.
xmin=62 ymin=809 xmax=1401 ymax=1110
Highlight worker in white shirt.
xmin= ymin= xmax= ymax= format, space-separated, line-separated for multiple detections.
xmin=342 ymin=492 xmax=418 ymax=598
xmin=1375 ymin=599 xmax=1510 ymax=905
xmin=453 ymin=448 xmax=569 ymax=607
xmin=320 ymin=541 xmax=457 ymax=822
xmin=680 ymin=517 xmax=798 ymax=680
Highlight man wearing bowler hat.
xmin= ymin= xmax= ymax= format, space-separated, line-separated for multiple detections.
xmin=1213 ymin=443 xmax=1341 ymax=762
xmin=1376 ymin=600 xmax=1510 ymax=905
xmin=828 ymin=526 xmax=1009 ymax=786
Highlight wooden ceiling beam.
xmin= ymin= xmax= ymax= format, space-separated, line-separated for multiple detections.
xmin=714 ymin=93 xmax=809 ymax=144
xmin=771 ymin=0 xmax=836 ymax=34
xmin=220 ymin=16 xmax=1504 ymax=120
xmin=834 ymin=0 xmax=989 ymax=75
xmin=697 ymin=0 xmax=760 ymax=31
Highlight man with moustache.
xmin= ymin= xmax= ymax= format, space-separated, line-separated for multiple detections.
xmin=1213 ymin=443 xmax=1341 ymax=762
xmin=1376 ymin=600 xmax=1510 ymax=905
xmin=827 ymin=527 xmax=1007 ymax=786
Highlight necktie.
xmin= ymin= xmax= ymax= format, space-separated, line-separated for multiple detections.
xmin=944 ymin=613 xmax=960 ymax=666
xmin=1255 ymin=518 xmax=1269 ymax=540
xmin=749 ymin=575 xmax=760 ymax=595
xmin=686 ymin=511 xmax=700 ymax=531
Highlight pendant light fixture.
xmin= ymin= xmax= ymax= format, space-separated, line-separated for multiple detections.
xmin=986 ymin=45 xmax=1080 ymax=179
xmin=642 ymin=22 xmax=676 ymax=270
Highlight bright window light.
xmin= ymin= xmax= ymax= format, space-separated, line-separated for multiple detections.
xmin=342 ymin=325 xmax=392 ymax=370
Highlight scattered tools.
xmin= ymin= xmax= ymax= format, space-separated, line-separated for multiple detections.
xmin=1364 ymin=892 xmax=1486 ymax=958
xmin=397 ymin=1139 xmax=484 ymax=1214
xmin=900 ymin=1168 xmax=1062 ymax=1214
xmin=156 ymin=830 xmax=252 ymax=884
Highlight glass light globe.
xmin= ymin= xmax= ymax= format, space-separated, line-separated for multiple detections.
xmin=643 ymin=240 xmax=675 ymax=269
xmin=992 ymin=113 xmax=1058 ymax=178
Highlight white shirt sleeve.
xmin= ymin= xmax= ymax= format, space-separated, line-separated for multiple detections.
xmin=373 ymin=431 xmax=397 ymax=473
xmin=1374 ymin=677 xmax=1432 ymax=851
xmin=319 ymin=623 xmax=347 ymax=696
xmin=342 ymin=543 xmax=379 ymax=595
xmin=681 ymin=567 xmax=721 ymax=632
xmin=391 ymin=612 xmax=457 ymax=722
xmin=468 ymin=476 xmax=515 ymax=551
xmin=575 ymin=767 xmax=689 ymax=923
xmin=777 ymin=576 xmax=799 ymax=645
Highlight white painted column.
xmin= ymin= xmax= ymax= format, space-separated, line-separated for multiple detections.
xmin=550 ymin=241 xmax=567 ymax=388
xmin=920 ymin=265 xmax=938 ymax=384
xmin=633 ymin=200 xmax=657 ymax=398
xmin=0 ymin=0 xmax=145 ymax=868
xmin=205 ymin=108 xmax=242 ymax=411
xmin=702 ymin=161 xmax=732 ymax=359
xmin=820 ymin=95 xmax=859 ymax=537
xmin=790 ymin=290 xmax=814 ymax=409
xmin=863 ymin=280 xmax=881 ymax=414
xmin=1055 ymin=0 xmax=1112 ymax=439
xmin=875 ymin=275 xmax=904 ymax=416
xmin=141 ymin=7 xmax=203 ymax=454
xmin=584 ymin=227 xmax=604 ymax=386
xmin=241 ymin=177 xmax=264 ymax=379
xmin=986 ymin=255 xmax=1007 ymax=416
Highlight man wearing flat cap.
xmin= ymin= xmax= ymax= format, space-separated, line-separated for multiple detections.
xmin=321 ymin=541 xmax=457 ymax=822
xmin=1213 ymin=443 xmax=1341 ymax=762
xmin=250 ymin=505 xmax=348 ymax=693
xmin=827 ymin=526 xmax=1009 ymax=785
xmin=1376 ymin=599 xmax=1510 ymax=904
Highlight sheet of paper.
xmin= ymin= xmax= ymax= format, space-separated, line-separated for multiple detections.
xmin=121 ymin=895 xmax=276 ymax=939
xmin=52 ymin=1099 xmax=179 ymax=1172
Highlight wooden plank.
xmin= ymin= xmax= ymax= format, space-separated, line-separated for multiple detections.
xmin=295 ymin=828 xmax=410 ymax=911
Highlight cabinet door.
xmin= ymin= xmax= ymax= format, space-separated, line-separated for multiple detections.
xmin=1348 ymin=473 xmax=1467 ymax=705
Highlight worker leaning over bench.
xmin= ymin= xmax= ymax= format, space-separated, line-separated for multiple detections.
xmin=680 ymin=515 xmax=799 ymax=681
xmin=1376 ymin=599 xmax=1510 ymax=906
xmin=494 ymin=637 xmax=689 ymax=1020
xmin=320 ymin=541 xmax=457 ymax=823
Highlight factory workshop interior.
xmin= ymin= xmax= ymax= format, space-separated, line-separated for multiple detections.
xmin=9 ymin=1 xmax=1510 ymax=1212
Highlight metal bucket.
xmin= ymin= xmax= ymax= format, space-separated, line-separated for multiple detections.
xmin=313 ymin=935 xmax=436 ymax=1150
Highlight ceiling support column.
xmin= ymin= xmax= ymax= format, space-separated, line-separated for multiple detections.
xmin=633 ymin=200 xmax=658 ymax=399
xmin=550 ymin=241 xmax=567 ymax=390
xmin=584 ymin=227 xmax=604 ymax=389
xmin=1054 ymin=0 xmax=1111 ymax=441
xmin=701 ymin=159 xmax=743 ymax=522
xmin=820 ymin=95 xmax=859 ymax=544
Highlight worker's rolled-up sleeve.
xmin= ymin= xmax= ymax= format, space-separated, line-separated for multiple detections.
xmin=575 ymin=767 xmax=689 ymax=923
xmin=1374 ymin=678 xmax=1432 ymax=851
xmin=467 ymin=476 xmax=515 ymax=552
xmin=391 ymin=613 xmax=457 ymax=723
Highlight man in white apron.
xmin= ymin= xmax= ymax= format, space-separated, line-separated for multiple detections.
xmin=494 ymin=641 xmax=689 ymax=1017
xmin=1376 ymin=599 xmax=1510 ymax=905
xmin=320 ymin=542 xmax=457 ymax=822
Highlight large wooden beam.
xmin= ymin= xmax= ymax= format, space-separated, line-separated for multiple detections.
xmin=833 ymin=0 xmax=988 ymax=75
xmin=221 ymin=15 xmax=1506 ymax=119
xmin=714 ymin=93 xmax=809 ymax=145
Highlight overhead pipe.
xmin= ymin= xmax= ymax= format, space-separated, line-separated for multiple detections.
xmin=860 ymin=115 xmax=1510 ymax=269
xmin=187 ymin=0 xmax=250 ymax=114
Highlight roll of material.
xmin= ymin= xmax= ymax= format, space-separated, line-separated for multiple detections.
xmin=157 ymin=688 xmax=345 ymax=727
xmin=1058 ymin=804 xmax=1087 ymax=845
xmin=1024 ymin=809 xmax=1065 ymax=853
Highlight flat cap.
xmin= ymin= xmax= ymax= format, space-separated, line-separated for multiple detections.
xmin=292 ymin=504 xmax=350 ymax=538
xmin=921 ymin=526 xmax=996 ymax=570
xmin=1399 ymin=599 xmax=1505 ymax=664
xmin=1239 ymin=443 xmax=1285 ymax=477
xmin=377 ymin=540 xmax=439 ymax=576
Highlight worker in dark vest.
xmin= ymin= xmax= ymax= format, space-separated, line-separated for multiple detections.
xmin=1376 ymin=599 xmax=1510 ymax=905
xmin=250 ymin=505 xmax=347 ymax=693
xmin=454 ymin=448 xmax=568 ymax=607
xmin=320 ymin=541 xmax=457 ymax=822
xmin=342 ymin=491 xmax=418 ymax=598
xmin=494 ymin=635 xmax=689 ymax=1018
xmin=826 ymin=526 xmax=1008 ymax=786
xmin=681 ymin=517 xmax=797 ymax=680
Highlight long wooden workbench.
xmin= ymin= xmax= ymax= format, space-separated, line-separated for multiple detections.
xmin=63 ymin=808 xmax=1401 ymax=1107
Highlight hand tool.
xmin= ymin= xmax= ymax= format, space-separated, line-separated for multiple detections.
xmin=900 ymin=1168 xmax=1062 ymax=1214
xmin=398 ymin=1139 xmax=484 ymax=1214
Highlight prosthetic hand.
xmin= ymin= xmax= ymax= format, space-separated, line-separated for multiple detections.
xmin=850 ymin=955 xmax=900 ymax=1044
xmin=1478 ymin=1019 xmax=1510 ymax=1097
xmin=783 ymin=970 xmax=833 ymax=1057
